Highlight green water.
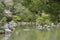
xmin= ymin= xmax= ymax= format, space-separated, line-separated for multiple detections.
xmin=0 ymin=34 xmax=4 ymax=40
xmin=8 ymin=26 xmax=60 ymax=40
xmin=0 ymin=26 xmax=60 ymax=40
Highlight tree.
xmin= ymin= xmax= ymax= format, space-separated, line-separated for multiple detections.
xmin=0 ymin=0 xmax=60 ymax=23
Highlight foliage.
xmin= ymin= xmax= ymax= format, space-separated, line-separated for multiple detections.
xmin=0 ymin=0 xmax=60 ymax=23
xmin=36 ymin=12 xmax=51 ymax=24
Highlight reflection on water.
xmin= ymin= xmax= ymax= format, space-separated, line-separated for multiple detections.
xmin=1 ymin=33 xmax=11 ymax=40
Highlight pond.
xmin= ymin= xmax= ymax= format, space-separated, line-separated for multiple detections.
xmin=0 ymin=26 xmax=60 ymax=40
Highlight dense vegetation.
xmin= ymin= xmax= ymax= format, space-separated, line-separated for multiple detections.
xmin=0 ymin=0 xmax=60 ymax=24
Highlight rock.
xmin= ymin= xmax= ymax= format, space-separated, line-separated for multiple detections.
xmin=38 ymin=25 xmax=43 ymax=30
xmin=57 ymin=23 xmax=60 ymax=27
xmin=4 ymin=9 xmax=12 ymax=17
xmin=0 ymin=30 xmax=5 ymax=34
xmin=3 ymin=23 xmax=9 ymax=29
xmin=9 ymin=20 xmax=17 ymax=28
xmin=5 ymin=29 xmax=12 ymax=34
xmin=46 ymin=25 xmax=51 ymax=30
